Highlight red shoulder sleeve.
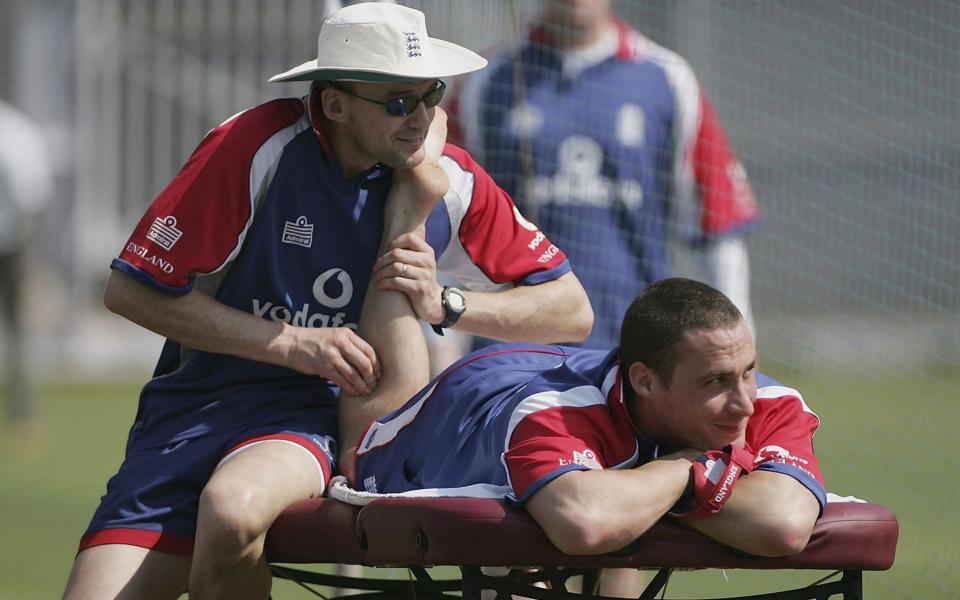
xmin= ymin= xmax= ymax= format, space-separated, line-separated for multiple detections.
xmin=443 ymin=145 xmax=571 ymax=286
xmin=506 ymin=402 xmax=636 ymax=501
xmin=692 ymin=94 xmax=759 ymax=236
xmin=114 ymin=99 xmax=304 ymax=292
xmin=747 ymin=387 xmax=824 ymax=487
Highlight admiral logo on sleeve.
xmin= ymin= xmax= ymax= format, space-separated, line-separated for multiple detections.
xmin=559 ymin=448 xmax=602 ymax=470
xmin=145 ymin=216 xmax=184 ymax=251
xmin=119 ymin=215 xmax=182 ymax=279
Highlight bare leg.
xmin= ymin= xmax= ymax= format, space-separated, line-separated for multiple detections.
xmin=338 ymin=110 xmax=450 ymax=478
xmin=62 ymin=545 xmax=190 ymax=600
xmin=188 ymin=441 xmax=323 ymax=599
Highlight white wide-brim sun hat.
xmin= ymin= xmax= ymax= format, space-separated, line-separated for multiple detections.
xmin=269 ymin=2 xmax=487 ymax=83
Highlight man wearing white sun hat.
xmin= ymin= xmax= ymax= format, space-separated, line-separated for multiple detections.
xmin=63 ymin=3 xmax=592 ymax=599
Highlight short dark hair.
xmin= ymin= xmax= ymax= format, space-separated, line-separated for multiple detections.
xmin=619 ymin=278 xmax=743 ymax=389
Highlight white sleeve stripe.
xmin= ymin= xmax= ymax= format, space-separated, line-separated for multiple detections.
xmin=642 ymin=40 xmax=703 ymax=237
xmin=504 ymin=386 xmax=607 ymax=455
xmin=757 ymin=384 xmax=803 ymax=403
xmin=757 ymin=385 xmax=821 ymax=424
xmin=211 ymin=105 xmax=310 ymax=274
xmin=599 ymin=364 xmax=620 ymax=399
xmin=436 ymin=155 xmax=511 ymax=292
xmin=600 ymin=366 xmax=640 ymax=470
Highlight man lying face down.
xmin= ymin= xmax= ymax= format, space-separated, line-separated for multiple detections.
xmin=345 ymin=231 xmax=824 ymax=558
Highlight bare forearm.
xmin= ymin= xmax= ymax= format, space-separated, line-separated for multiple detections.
xmin=103 ymin=269 xmax=293 ymax=366
xmin=526 ymin=455 xmax=692 ymax=555
xmin=453 ymin=273 xmax=593 ymax=344
xmin=678 ymin=471 xmax=820 ymax=557
xmin=104 ymin=268 xmax=378 ymax=395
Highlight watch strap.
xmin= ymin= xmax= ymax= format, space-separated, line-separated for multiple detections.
xmin=431 ymin=286 xmax=465 ymax=335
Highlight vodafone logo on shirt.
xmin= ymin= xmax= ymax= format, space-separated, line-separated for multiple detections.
xmin=312 ymin=268 xmax=353 ymax=308
xmin=251 ymin=268 xmax=358 ymax=329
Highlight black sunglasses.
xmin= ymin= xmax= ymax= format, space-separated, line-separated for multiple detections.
xmin=329 ymin=80 xmax=446 ymax=117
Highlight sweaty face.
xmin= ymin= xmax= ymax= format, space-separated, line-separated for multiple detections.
xmin=640 ymin=321 xmax=758 ymax=452
xmin=338 ymin=79 xmax=437 ymax=174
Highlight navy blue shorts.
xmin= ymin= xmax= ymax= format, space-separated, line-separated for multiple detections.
xmin=79 ymin=395 xmax=338 ymax=555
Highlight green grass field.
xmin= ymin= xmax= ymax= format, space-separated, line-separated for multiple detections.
xmin=2 ymin=369 xmax=957 ymax=599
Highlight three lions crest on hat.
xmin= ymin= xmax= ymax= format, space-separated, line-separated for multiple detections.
xmin=270 ymin=2 xmax=487 ymax=83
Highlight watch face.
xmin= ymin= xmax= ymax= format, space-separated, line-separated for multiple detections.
xmin=447 ymin=289 xmax=466 ymax=312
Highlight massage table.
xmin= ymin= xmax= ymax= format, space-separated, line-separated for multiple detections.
xmin=266 ymin=497 xmax=898 ymax=600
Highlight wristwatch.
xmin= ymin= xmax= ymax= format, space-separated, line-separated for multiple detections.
xmin=431 ymin=286 xmax=467 ymax=336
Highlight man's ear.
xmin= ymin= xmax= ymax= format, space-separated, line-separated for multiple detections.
xmin=320 ymin=86 xmax=348 ymax=123
xmin=627 ymin=361 xmax=655 ymax=401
